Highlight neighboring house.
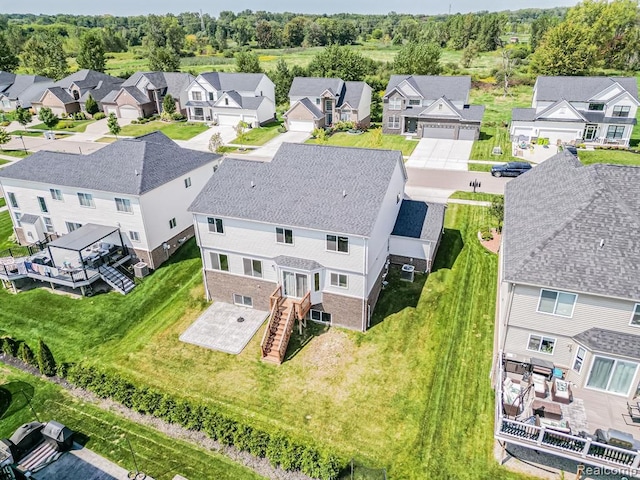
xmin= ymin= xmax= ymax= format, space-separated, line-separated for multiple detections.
xmin=0 ymin=132 xmax=221 ymax=270
xmin=101 ymin=71 xmax=195 ymax=119
xmin=184 ymin=72 xmax=275 ymax=126
xmin=382 ymin=75 xmax=484 ymax=139
xmin=510 ymin=76 xmax=639 ymax=147
xmin=189 ymin=143 xmax=445 ymax=335
xmin=495 ymin=151 xmax=640 ymax=468
xmin=31 ymin=69 xmax=124 ymax=115
xmin=284 ymin=77 xmax=372 ymax=132
xmin=0 ymin=72 xmax=54 ymax=110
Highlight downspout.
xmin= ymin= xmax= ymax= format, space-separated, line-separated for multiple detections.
xmin=363 ymin=237 xmax=369 ymax=331
xmin=193 ymin=214 xmax=210 ymax=301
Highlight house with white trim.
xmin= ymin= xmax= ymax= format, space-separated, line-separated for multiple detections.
xmin=0 ymin=72 xmax=54 ymax=110
xmin=184 ymin=72 xmax=275 ymax=127
xmin=510 ymin=76 xmax=639 ymax=147
xmin=189 ymin=143 xmax=444 ymax=362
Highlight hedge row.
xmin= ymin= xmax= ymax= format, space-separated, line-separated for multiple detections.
xmin=1 ymin=337 xmax=56 ymax=375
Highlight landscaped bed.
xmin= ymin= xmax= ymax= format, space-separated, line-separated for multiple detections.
xmin=118 ymin=121 xmax=208 ymax=140
xmin=306 ymin=131 xmax=418 ymax=157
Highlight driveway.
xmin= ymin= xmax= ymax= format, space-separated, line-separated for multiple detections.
xmin=246 ymin=131 xmax=310 ymax=160
xmin=406 ymin=139 xmax=474 ymax=170
xmin=5 ymin=135 xmax=107 ymax=154
xmin=406 ymin=167 xmax=511 ymax=195
xmin=174 ymin=125 xmax=236 ymax=152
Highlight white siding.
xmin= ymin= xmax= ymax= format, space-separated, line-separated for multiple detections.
xmin=255 ymin=76 xmax=276 ymax=105
xmin=388 ymin=236 xmax=431 ymax=266
xmin=256 ymin=98 xmax=276 ymax=124
xmin=504 ymin=326 xmax=575 ymax=368
xmin=357 ymin=84 xmax=372 ymax=121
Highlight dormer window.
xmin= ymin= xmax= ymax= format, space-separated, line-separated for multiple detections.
xmin=438 ymin=103 xmax=443 ymax=110
xmin=588 ymin=103 xmax=604 ymax=111
xmin=192 ymin=91 xmax=202 ymax=101
xmin=409 ymin=99 xmax=421 ymax=106
xmin=315 ymin=98 xmax=321 ymax=105
xmin=208 ymin=92 xmax=214 ymax=101
xmin=72 ymin=90 xmax=80 ymax=100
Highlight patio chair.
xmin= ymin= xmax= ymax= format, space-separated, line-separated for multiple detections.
xmin=627 ymin=402 xmax=640 ymax=423
xmin=531 ymin=374 xmax=549 ymax=399
xmin=551 ymin=378 xmax=572 ymax=404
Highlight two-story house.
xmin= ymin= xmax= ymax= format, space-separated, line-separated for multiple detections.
xmin=0 ymin=72 xmax=54 ymax=110
xmin=284 ymin=77 xmax=372 ymax=133
xmin=189 ymin=143 xmax=445 ymax=342
xmin=184 ymin=72 xmax=275 ymax=127
xmin=495 ymin=151 xmax=640 ymax=469
xmin=101 ymin=71 xmax=194 ymax=119
xmin=0 ymin=132 xmax=221 ymax=270
xmin=510 ymin=76 xmax=639 ymax=147
xmin=382 ymin=75 xmax=484 ymax=139
xmin=31 ymin=69 xmax=124 ymax=115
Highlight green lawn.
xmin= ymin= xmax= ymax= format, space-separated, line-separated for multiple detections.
xmin=0 ymin=159 xmax=9 ymax=166
xmin=0 ymin=205 xmax=531 ymax=479
xmin=0 ymin=211 xmax=16 ymax=250
xmin=230 ymin=121 xmax=282 ymax=146
xmin=306 ymin=131 xmax=418 ymax=157
xmin=31 ymin=119 xmax=95 ymax=133
xmin=95 ymin=137 xmax=118 ymax=143
xmin=0 ymin=367 xmax=264 ymax=480
xmin=0 ymin=149 xmax=30 ymax=158
xmin=0 ymin=197 xmax=5 ymax=208
xmin=16 ymin=131 xmax=70 ymax=138
xmin=579 ymin=149 xmax=640 ymax=166
xmin=450 ymin=191 xmax=503 ymax=202
xmin=119 ymin=121 xmax=208 ymax=140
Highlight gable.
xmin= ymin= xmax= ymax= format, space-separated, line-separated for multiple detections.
xmin=117 ymin=89 xmax=145 ymax=106
xmin=214 ymin=93 xmax=241 ymax=109
xmin=396 ymin=80 xmax=422 ymax=99
xmin=42 ymin=90 xmax=66 ymax=107
xmin=537 ymin=101 xmax=586 ymax=121
xmin=421 ymin=98 xmax=461 ymax=118
xmin=606 ymin=91 xmax=640 ymax=107
xmin=589 ymin=82 xmax=626 ymax=102
xmin=285 ymin=101 xmax=318 ymax=120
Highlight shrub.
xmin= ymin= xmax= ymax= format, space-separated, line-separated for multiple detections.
xmin=1 ymin=337 xmax=18 ymax=357
xmin=18 ymin=342 xmax=36 ymax=366
xmin=0 ymin=121 xmax=9 ymax=127
xmin=480 ymin=230 xmax=494 ymax=241
xmin=36 ymin=339 xmax=56 ymax=376
xmin=93 ymin=112 xmax=106 ymax=120
xmin=171 ymin=112 xmax=185 ymax=121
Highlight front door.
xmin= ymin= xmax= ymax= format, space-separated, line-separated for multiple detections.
xmin=583 ymin=124 xmax=597 ymax=141
xmin=405 ymin=118 xmax=417 ymax=134
xmin=282 ymin=271 xmax=308 ymax=298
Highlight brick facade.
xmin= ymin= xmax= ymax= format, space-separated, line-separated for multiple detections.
xmin=204 ymin=270 xmax=277 ymax=311
xmin=322 ymin=292 xmax=365 ymax=331
xmin=132 ymin=225 xmax=195 ymax=270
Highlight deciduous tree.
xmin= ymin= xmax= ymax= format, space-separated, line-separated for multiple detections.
xmin=107 ymin=113 xmax=121 ymax=137
xmin=208 ymin=132 xmax=223 ymax=153
xmin=393 ymin=42 xmax=442 ymax=75
xmin=77 ymin=31 xmax=106 ymax=72
xmin=307 ymin=45 xmax=376 ymax=81
xmin=22 ymin=33 xmax=69 ymax=80
xmin=0 ymin=33 xmax=19 ymax=72
xmin=235 ymin=51 xmax=262 ymax=73
xmin=38 ymin=107 xmax=59 ymax=129
xmin=0 ymin=128 xmax=10 ymax=151
xmin=15 ymin=107 xmax=33 ymax=128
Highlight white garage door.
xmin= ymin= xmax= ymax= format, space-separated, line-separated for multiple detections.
xmin=217 ymin=114 xmax=242 ymax=126
xmin=458 ymin=127 xmax=477 ymax=141
xmin=422 ymin=124 xmax=456 ymax=140
xmin=512 ymin=127 xmax=534 ymax=140
xmin=119 ymin=106 xmax=139 ymax=119
xmin=50 ymin=107 xmax=65 ymax=116
xmin=288 ymin=120 xmax=315 ymax=132
xmin=538 ymin=129 xmax=578 ymax=144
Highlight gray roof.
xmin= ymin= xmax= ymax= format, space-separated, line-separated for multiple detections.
xmin=101 ymin=85 xmax=153 ymax=105
xmin=574 ymin=328 xmax=640 ymax=359
xmin=534 ymin=76 xmax=639 ymax=102
xmin=503 ymin=151 xmax=640 ymax=301
xmin=512 ymin=108 xmax=537 ymax=122
xmin=342 ymin=81 xmax=366 ymax=108
xmin=189 ymin=143 xmax=405 ymax=237
xmin=19 ymin=213 xmax=41 ymax=225
xmin=289 ymin=77 xmax=345 ymax=98
xmin=391 ymin=200 xmax=445 ymax=243
xmin=218 ymin=90 xmax=265 ymax=110
xmin=48 ymin=223 xmax=119 ymax=251
xmin=0 ymin=132 xmax=220 ymax=196
xmin=46 ymin=86 xmax=76 ymax=104
xmin=56 ymin=69 xmax=122 ymax=90
xmin=583 ymin=111 xmax=637 ymax=125
xmin=288 ymin=97 xmax=324 ymax=119
xmin=122 ymin=71 xmax=194 ymax=97
xmin=0 ymin=72 xmax=15 ymax=91
xmin=274 ymin=255 xmax=323 ymax=271
xmin=385 ymin=75 xmax=471 ymax=102
xmin=416 ymin=97 xmax=485 ymax=123
xmin=16 ymin=81 xmax=56 ymax=108
xmin=198 ymin=72 xmax=267 ymax=92
xmin=1 ymin=74 xmax=52 ymax=100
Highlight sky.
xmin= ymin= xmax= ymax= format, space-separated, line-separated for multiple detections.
xmin=4 ymin=0 xmax=582 ymax=16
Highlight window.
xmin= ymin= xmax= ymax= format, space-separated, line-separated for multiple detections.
xmin=65 ymin=221 xmax=82 ymax=232
xmin=314 ymin=272 xmax=320 ymax=291
xmin=330 ymin=273 xmax=348 ymax=288
xmin=389 ymin=97 xmax=402 ymax=110
xmin=7 ymin=192 xmax=18 ymax=209
xmin=50 ymin=189 xmax=63 ymax=201
xmin=537 ymin=289 xmax=577 ymax=317
xmin=630 ymin=304 xmax=640 ymax=326
xmin=208 ymin=92 xmax=214 ymax=101
xmin=129 ymin=231 xmax=140 ymax=242
xmin=340 ymin=109 xmax=351 ymax=121
xmin=324 ymin=99 xmax=332 ymax=111
xmin=310 ymin=309 xmax=331 ymax=323
xmin=573 ymin=346 xmax=586 ymax=373
xmin=14 ymin=212 xmax=22 ymax=227
xmin=184 ymin=177 xmax=192 ymax=188
xmin=43 ymin=217 xmax=54 ymax=233
xmin=409 ymin=99 xmax=421 ymax=106
xmin=606 ymin=125 xmax=626 ymax=139
xmin=527 ymin=334 xmax=556 ymax=354
xmin=115 ymin=198 xmax=132 ymax=213
xmin=207 ymin=217 xmax=224 ymax=234
xmin=169 ymin=218 xmax=177 ymax=229
xmin=224 ymin=98 xmax=229 ymax=105
xmin=613 ymin=105 xmax=631 ymax=118
xmin=210 ymin=252 xmax=229 ymax=271
xmin=77 ymin=192 xmax=94 ymax=208
xmin=276 ymin=227 xmax=293 ymax=244
xmin=192 ymin=91 xmax=202 ymax=101
xmin=233 ymin=294 xmax=253 ymax=307
xmin=587 ymin=356 xmax=638 ymax=395
xmin=326 ymin=234 xmax=349 ymax=253
xmin=37 ymin=196 xmax=48 ymax=213
xmin=387 ymin=115 xmax=400 ymax=129
xmin=243 ymin=258 xmax=262 ymax=278
xmin=588 ymin=103 xmax=605 ymax=111
xmin=315 ymin=98 xmax=321 ymax=105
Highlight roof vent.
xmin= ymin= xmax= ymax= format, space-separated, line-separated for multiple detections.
xmin=251 ymin=180 xmax=255 ymax=188
xmin=599 ymin=239 xmax=605 ymax=249
xmin=134 ymin=169 xmax=140 ymax=176
xmin=342 ymin=189 xmax=347 ymax=198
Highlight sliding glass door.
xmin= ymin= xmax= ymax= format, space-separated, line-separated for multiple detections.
xmin=282 ymin=271 xmax=308 ymax=298
xmin=587 ymin=356 xmax=638 ymax=395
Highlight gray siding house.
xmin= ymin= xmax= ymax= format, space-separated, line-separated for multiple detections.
xmin=382 ymin=75 xmax=484 ymax=139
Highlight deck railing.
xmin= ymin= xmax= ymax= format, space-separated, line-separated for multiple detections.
xmin=276 ymin=306 xmax=295 ymax=362
xmin=261 ymin=293 xmax=283 ymax=358
xmin=293 ymin=291 xmax=311 ymax=320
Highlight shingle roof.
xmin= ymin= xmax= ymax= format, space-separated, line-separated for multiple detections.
xmin=274 ymin=256 xmax=323 ymax=271
xmin=385 ymin=75 xmax=471 ymax=101
xmin=287 ymin=97 xmax=323 ymax=119
xmin=46 ymin=86 xmax=76 ymax=104
xmin=574 ymin=328 xmax=640 ymax=359
xmin=289 ymin=77 xmax=345 ymax=98
xmin=101 ymin=85 xmax=153 ymax=105
xmin=534 ymin=76 xmax=639 ymax=102
xmin=503 ymin=151 xmax=640 ymax=301
xmin=19 ymin=214 xmax=40 ymax=224
xmin=512 ymin=108 xmax=537 ymax=121
xmin=217 ymin=90 xmax=265 ymax=110
xmin=342 ymin=81 xmax=367 ymax=108
xmin=56 ymin=69 xmax=122 ymax=90
xmin=122 ymin=71 xmax=194 ymax=98
xmin=0 ymin=132 xmax=220 ymax=196
xmin=198 ymin=72 xmax=267 ymax=92
xmin=189 ymin=143 xmax=405 ymax=237
xmin=391 ymin=200 xmax=445 ymax=242
xmin=15 ymin=81 xmax=55 ymax=108
xmin=3 ymin=74 xmax=52 ymax=100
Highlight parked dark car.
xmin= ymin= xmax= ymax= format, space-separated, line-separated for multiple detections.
xmin=491 ymin=162 xmax=532 ymax=177
xmin=564 ymin=145 xmax=578 ymax=156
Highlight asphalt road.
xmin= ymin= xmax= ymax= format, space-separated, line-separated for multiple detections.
xmin=406 ymin=167 xmax=512 ymax=195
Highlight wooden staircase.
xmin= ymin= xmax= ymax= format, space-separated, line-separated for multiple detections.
xmin=260 ymin=285 xmax=311 ymax=365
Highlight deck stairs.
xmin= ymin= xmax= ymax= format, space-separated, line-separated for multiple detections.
xmin=99 ymin=265 xmax=135 ymax=295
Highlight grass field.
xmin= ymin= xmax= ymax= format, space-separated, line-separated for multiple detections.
xmin=95 ymin=137 xmax=117 ymax=143
xmin=0 ymin=198 xmax=5 ymax=208
xmin=306 ymin=131 xmax=418 ymax=157
xmin=450 ymin=191 xmax=503 ymax=202
xmin=579 ymin=149 xmax=640 ymax=166
xmin=0 ymin=211 xmax=16 ymax=250
xmin=31 ymin=119 xmax=95 ymax=133
xmin=0 ymin=367 xmax=264 ymax=480
xmin=230 ymin=121 xmax=282 ymax=146
xmin=118 ymin=121 xmax=208 ymax=140
xmin=0 ymin=204 xmax=532 ymax=479
xmin=0 ymin=159 xmax=9 ymax=166
xmin=0 ymin=150 xmax=30 ymax=158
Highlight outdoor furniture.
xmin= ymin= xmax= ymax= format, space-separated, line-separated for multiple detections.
xmin=532 ymin=399 xmax=563 ymax=421
xmin=502 ymin=377 xmax=523 ymax=417
xmin=551 ymin=378 xmax=573 ymax=404
xmin=627 ymin=402 xmax=640 ymax=423
xmin=536 ymin=415 xmax=570 ymax=434
xmin=531 ymin=373 xmax=549 ymax=398
xmin=530 ymin=357 xmax=555 ymax=380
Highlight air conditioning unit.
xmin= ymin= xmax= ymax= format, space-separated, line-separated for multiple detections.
xmin=401 ymin=264 xmax=415 ymax=282
xmin=133 ymin=262 xmax=149 ymax=278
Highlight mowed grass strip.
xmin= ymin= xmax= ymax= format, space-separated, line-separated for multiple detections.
xmin=118 ymin=121 xmax=208 ymax=140
xmin=0 ymin=150 xmax=30 ymax=158
xmin=579 ymin=149 xmax=640 ymax=166
xmin=306 ymin=131 xmax=418 ymax=156
xmin=0 ymin=366 xmax=264 ymax=480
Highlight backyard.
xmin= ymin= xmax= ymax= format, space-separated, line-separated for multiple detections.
xmin=0 ymin=211 xmax=15 ymax=250
xmin=306 ymin=131 xmax=418 ymax=157
xmin=118 ymin=121 xmax=209 ymax=140
xmin=0 ymin=204 xmax=531 ymax=479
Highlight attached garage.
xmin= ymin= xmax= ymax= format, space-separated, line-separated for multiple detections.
xmin=458 ymin=126 xmax=478 ymax=141
xmin=422 ymin=124 xmax=456 ymax=140
xmin=50 ymin=107 xmax=66 ymax=116
xmin=119 ymin=105 xmax=140 ymax=119
xmin=288 ymin=120 xmax=316 ymax=133
xmin=537 ymin=129 xmax=580 ymax=145
xmin=217 ymin=114 xmax=242 ymax=126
